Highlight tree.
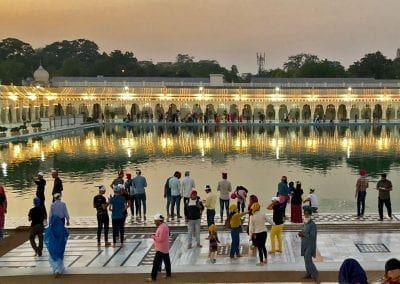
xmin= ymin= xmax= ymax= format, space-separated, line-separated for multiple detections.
xmin=0 ymin=38 xmax=34 ymax=60
xmin=298 ymin=59 xmax=346 ymax=77
xmin=283 ymin=53 xmax=320 ymax=77
xmin=348 ymin=51 xmax=394 ymax=79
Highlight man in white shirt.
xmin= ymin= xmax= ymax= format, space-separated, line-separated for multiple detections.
xmin=303 ymin=189 xmax=319 ymax=213
xmin=217 ymin=172 xmax=232 ymax=222
xmin=181 ymin=171 xmax=195 ymax=219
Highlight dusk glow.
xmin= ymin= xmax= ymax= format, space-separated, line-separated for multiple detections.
xmin=1 ymin=0 xmax=400 ymax=73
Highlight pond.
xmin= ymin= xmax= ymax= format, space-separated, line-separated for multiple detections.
xmin=1 ymin=123 xmax=399 ymax=218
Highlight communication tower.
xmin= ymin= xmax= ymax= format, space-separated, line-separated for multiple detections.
xmin=256 ymin=53 xmax=266 ymax=74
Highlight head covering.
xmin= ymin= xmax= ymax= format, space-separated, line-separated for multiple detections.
xmin=385 ymin=258 xmax=400 ymax=272
xmin=310 ymin=188 xmax=315 ymax=193
xmin=33 ymin=197 xmax=41 ymax=206
xmin=222 ymin=172 xmax=227 ymax=179
xmin=153 ymin=213 xmax=164 ymax=221
xmin=359 ymin=169 xmax=366 ymax=176
xmin=251 ymin=202 xmax=260 ymax=213
xmin=208 ymin=224 xmax=217 ymax=233
xmin=338 ymin=258 xmax=368 ymax=284
xmin=303 ymin=207 xmax=313 ymax=215
xmin=249 ymin=194 xmax=258 ymax=203
xmin=185 ymin=171 xmax=190 ymax=176
xmin=37 ymin=172 xmax=44 ymax=177
xmin=205 ymin=185 xmax=211 ymax=192
xmin=229 ymin=203 xmax=237 ymax=213
xmin=53 ymin=192 xmax=61 ymax=199
xmin=191 ymin=190 xmax=197 ymax=196
xmin=381 ymin=173 xmax=387 ymax=178
xmin=98 ymin=185 xmax=106 ymax=192
xmin=281 ymin=176 xmax=287 ymax=181
xmin=126 ymin=173 xmax=132 ymax=179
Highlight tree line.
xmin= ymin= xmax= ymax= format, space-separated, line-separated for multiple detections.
xmin=1 ymin=37 xmax=400 ymax=85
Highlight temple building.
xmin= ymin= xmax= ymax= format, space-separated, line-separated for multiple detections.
xmin=0 ymin=66 xmax=400 ymax=124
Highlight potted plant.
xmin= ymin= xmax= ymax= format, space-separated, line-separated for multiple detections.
xmin=0 ymin=126 xmax=7 ymax=137
xmin=10 ymin=126 xmax=20 ymax=136
xmin=19 ymin=124 xmax=29 ymax=134
xmin=31 ymin=122 xmax=42 ymax=132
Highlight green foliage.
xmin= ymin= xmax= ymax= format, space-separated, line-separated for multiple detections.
xmin=348 ymin=52 xmax=394 ymax=79
xmin=0 ymin=126 xmax=8 ymax=132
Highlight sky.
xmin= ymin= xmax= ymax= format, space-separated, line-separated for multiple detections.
xmin=1 ymin=0 xmax=400 ymax=73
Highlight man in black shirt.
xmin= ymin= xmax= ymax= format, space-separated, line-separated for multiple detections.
xmin=51 ymin=169 xmax=63 ymax=202
xmin=33 ymin=172 xmax=47 ymax=219
xmin=28 ymin=197 xmax=46 ymax=256
xmin=93 ymin=185 xmax=110 ymax=246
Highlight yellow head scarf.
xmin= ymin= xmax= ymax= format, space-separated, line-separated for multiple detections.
xmin=209 ymin=224 xmax=217 ymax=233
xmin=229 ymin=203 xmax=238 ymax=213
xmin=251 ymin=202 xmax=260 ymax=213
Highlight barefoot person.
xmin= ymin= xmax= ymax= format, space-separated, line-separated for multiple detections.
xmin=145 ymin=214 xmax=171 ymax=282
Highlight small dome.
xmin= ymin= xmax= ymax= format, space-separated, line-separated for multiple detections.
xmin=33 ymin=65 xmax=49 ymax=83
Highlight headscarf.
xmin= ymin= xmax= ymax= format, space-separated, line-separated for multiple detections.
xmin=229 ymin=203 xmax=237 ymax=213
xmin=209 ymin=224 xmax=217 ymax=233
xmin=338 ymin=258 xmax=368 ymax=284
xmin=251 ymin=202 xmax=260 ymax=213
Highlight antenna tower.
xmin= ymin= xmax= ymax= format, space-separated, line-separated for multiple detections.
xmin=256 ymin=52 xmax=266 ymax=74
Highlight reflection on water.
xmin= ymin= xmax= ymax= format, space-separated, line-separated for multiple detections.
xmin=1 ymin=124 xmax=400 ymax=217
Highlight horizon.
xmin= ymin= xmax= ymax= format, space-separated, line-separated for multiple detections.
xmin=1 ymin=0 xmax=400 ymax=73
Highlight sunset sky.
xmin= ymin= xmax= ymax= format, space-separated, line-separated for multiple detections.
xmin=1 ymin=0 xmax=400 ymax=73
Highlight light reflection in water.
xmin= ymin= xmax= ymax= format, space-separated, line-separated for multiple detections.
xmin=0 ymin=124 xmax=399 ymax=218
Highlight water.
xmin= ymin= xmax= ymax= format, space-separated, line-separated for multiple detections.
xmin=1 ymin=123 xmax=399 ymax=218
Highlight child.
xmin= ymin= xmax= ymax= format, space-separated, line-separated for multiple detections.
xmin=235 ymin=186 xmax=248 ymax=213
xmin=208 ymin=224 xmax=220 ymax=263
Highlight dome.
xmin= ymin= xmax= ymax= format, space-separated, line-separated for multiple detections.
xmin=33 ymin=65 xmax=49 ymax=83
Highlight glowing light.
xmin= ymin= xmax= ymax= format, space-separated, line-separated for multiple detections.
xmin=1 ymin=162 xmax=7 ymax=177
xmin=8 ymin=92 xmax=17 ymax=101
xmin=28 ymin=93 xmax=37 ymax=101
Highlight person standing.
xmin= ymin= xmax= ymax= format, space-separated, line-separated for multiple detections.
xmin=204 ymin=185 xmax=217 ymax=227
xmin=298 ymin=207 xmax=319 ymax=281
xmin=145 ymin=214 xmax=171 ymax=282
xmin=125 ymin=173 xmax=136 ymax=221
xmin=355 ymin=169 xmax=369 ymax=218
xmin=376 ymin=173 xmax=393 ymax=221
xmin=217 ymin=172 xmax=232 ymax=223
xmin=228 ymin=204 xmax=247 ymax=258
xmin=28 ymin=197 xmax=46 ymax=256
xmin=133 ymin=169 xmax=148 ymax=221
xmin=93 ymin=185 xmax=110 ymax=247
xmin=291 ymin=182 xmax=304 ymax=223
xmin=185 ymin=190 xmax=204 ymax=249
xmin=277 ymin=176 xmax=290 ymax=218
xmin=110 ymin=170 xmax=124 ymax=188
xmin=0 ymin=185 xmax=7 ymax=240
xmin=109 ymin=184 xmax=128 ymax=246
xmin=33 ymin=172 xmax=47 ymax=220
xmin=181 ymin=171 xmax=195 ymax=219
xmin=169 ymin=171 xmax=182 ymax=220
xmin=45 ymin=193 xmax=69 ymax=276
xmin=51 ymin=169 xmax=63 ymax=202
xmin=267 ymin=197 xmax=284 ymax=254
xmin=249 ymin=202 xmax=268 ymax=266
xmin=164 ymin=175 xmax=173 ymax=219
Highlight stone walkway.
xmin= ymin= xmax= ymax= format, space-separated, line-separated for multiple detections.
xmin=0 ymin=213 xmax=398 ymax=282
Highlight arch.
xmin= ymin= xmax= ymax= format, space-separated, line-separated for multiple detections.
xmin=386 ymin=105 xmax=395 ymax=121
xmin=21 ymin=107 xmax=28 ymax=122
xmin=92 ymin=103 xmax=101 ymax=120
xmin=361 ymin=105 xmax=372 ymax=121
xmin=205 ymin=104 xmax=216 ymax=122
xmin=302 ymin=104 xmax=311 ymax=121
xmin=155 ymin=103 xmax=165 ymax=122
xmin=314 ymin=105 xmax=324 ymax=121
xmin=131 ymin=104 xmax=140 ymax=121
xmin=180 ymin=103 xmax=191 ymax=122
xmin=167 ymin=103 xmax=179 ymax=122
xmin=54 ymin=103 xmax=64 ymax=116
xmin=229 ymin=104 xmax=239 ymax=122
xmin=15 ymin=108 xmax=21 ymax=123
xmin=66 ymin=103 xmax=76 ymax=116
xmin=373 ymin=104 xmax=382 ymax=121
xmin=337 ymin=104 xmax=347 ymax=121
xmin=78 ymin=104 xmax=88 ymax=116
xmin=325 ymin=104 xmax=336 ymax=121
xmin=278 ymin=104 xmax=288 ymax=121
xmin=289 ymin=105 xmax=300 ymax=122
xmin=242 ymin=104 xmax=252 ymax=121
xmin=266 ymin=104 xmax=275 ymax=121
xmin=253 ymin=105 xmax=265 ymax=122
xmin=216 ymin=104 xmax=228 ymax=122
xmin=142 ymin=104 xmax=153 ymax=122
xmin=350 ymin=105 xmax=360 ymax=121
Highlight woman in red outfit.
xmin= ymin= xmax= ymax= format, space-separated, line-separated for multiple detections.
xmin=291 ymin=182 xmax=303 ymax=223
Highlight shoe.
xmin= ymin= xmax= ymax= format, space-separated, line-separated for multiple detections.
xmin=105 ymin=242 xmax=112 ymax=247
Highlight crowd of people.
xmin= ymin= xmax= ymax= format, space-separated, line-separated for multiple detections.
xmin=0 ymin=167 xmax=397 ymax=282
